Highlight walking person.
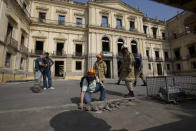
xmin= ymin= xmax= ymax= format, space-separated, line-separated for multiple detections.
xmin=116 ymin=62 xmax=122 ymax=85
xmin=120 ymin=45 xmax=135 ymax=98
xmin=33 ymin=54 xmax=47 ymax=92
xmin=43 ymin=52 xmax=54 ymax=90
xmin=79 ymin=68 xmax=106 ymax=109
xmin=93 ymin=55 xmax=107 ymax=82
xmin=133 ymin=53 xmax=147 ymax=86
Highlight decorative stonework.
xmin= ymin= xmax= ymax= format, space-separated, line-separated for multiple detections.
xmin=73 ymin=39 xmax=85 ymax=43
xmin=53 ymin=38 xmax=67 ymax=41
xmin=36 ymin=6 xmax=49 ymax=11
xmin=74 ymin=12 xmax=85 ymax=17
xmin=127 ymin=15 xmax=136 ymax=21
xmin=114 ymin=13 xmax=123 ymax=18
xmin=56 ymin=9 xmax=67 ymax=14
xmin=99 ymin=10 xmax=110 ymax=16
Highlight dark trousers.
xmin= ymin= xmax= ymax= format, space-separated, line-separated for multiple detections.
xmin=43 ymin=70 xmax=52 ymax=88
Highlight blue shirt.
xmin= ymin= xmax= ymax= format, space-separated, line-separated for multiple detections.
xmin=35 ymin=57 xmax=45 ymax=72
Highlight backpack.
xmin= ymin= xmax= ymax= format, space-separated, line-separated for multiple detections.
xmin=80 ymin=76 xmax=96 ymax=88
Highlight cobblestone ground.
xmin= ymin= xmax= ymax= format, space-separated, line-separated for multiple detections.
xmin=0 ymin=80 xmax=196 ymax=131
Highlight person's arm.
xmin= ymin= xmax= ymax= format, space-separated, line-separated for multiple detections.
xmin=49 ymin=58 xmax=54 ymax=67
xmin=96 ymin=76 xmax=104 ymax=88
xmin=80 ymin=79 xmax=88 ymax=109
xmin=104 ymin=62 xmax=107 ymax=75
xmin=80 ymin=91 xmax=85 ymax=109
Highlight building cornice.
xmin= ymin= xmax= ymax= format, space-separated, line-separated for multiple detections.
xmin=30 ymin=23 xmax=87 ymax=32
xmin=88 ymin=2 xmax=144 ymax=17
xmin=88 ymin=25 xmax=146 ymax=37
xmin=33 ymin=0 xmax=87 ymax=9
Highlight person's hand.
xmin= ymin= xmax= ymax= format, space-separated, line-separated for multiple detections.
xmin=100 ymin=83 xmax=104 ymax=88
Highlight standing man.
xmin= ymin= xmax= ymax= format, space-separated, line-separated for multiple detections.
xmin=33 ymin=54 xmax=46 ymax=92
xmin=93 ymin=55 xmax=107 ymax=82
xmin=43 ymin=52 xmax=54 ymax=90
xmin=133 ymin=53 xmax=147 ymax=86
xmin=120 ymin=45 xmax=135 ymax=97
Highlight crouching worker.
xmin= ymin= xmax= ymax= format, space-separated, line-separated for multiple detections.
xmin=79 ymin=68 xmax=106 ymax=109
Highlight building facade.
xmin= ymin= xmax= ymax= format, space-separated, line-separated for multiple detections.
xmin=0 ymin=0 xmax=175 ymax=82
xmin=0 ymin=0 xmax=32 ymax=82
xmin=167 ymin=11 xmax=196 ymax=76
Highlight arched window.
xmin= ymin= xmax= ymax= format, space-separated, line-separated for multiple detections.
xmin=102 ymin=37 xmax=110 ymax=52
xmin=131 ymin=40 xmax=138 ymax=54
xmin=117 ymin=39 xmax=124 ymax=53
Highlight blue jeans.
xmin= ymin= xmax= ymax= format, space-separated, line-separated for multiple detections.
xmin=84 ymin=84 xmax=106 ymax=103
xmin=43 ymin=70 xmax=52 ymax=88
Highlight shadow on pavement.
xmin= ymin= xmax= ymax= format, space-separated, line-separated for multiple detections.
xmin=141 ymin=116 xmax=196 ymax=131
xmin=50 ymin=110 xmax=128 ymax=131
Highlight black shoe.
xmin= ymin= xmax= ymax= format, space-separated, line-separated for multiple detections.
xmin=141 ymin=83 xmax=147 ymax=86
xmin=116 ymin=82 xmax=120 ymax=85
xmin=124 ymin=91 xmax=135 ymax=98
xmin=133 ymin=82 xmax=136 ymax=87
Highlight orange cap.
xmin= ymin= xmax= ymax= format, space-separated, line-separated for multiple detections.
xmin=96 ymin=55 xmax=102 ymax=59
xmin=87 ymin=68 xmax=96 ymax=75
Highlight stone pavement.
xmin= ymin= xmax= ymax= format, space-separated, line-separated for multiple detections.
xmin=0 ymin=80 xmax=196 ymax=131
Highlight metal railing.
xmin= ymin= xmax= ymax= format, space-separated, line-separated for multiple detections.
xmin=147 ymin=35 xmax=167 ymax=41
xmin=29 ymin=50 xmax=44 ymax=55
xmin=168 ymin=30 xmax=196 ymax=41
xmin=165 ymin=57 xmax=173 ymax=61
xmin=72 ymin=52 xmax=85 ymax=58
xmin=187 ymin=54 xmax=196 ymax=59
xmin=6 ymin=36 xmax=18 ymax=49
xmin=129 ymin=28 xmax=138 ymax=33
xmin=147 ymin=57 xmax=154 ymax=62
xmin=31 ymin=17 xmax=86 ymax=28
xmin=116 ymin=26 xmax=125 ymax=30
xmin=20 ymin=45 xmax=28 ymax=54
xmin=52 ymin=51 xmax=67 ymax=57
xmin=155 ymin=57 xmax=164 ymax=62
xmin=101 ymin=23 xmax=110 ymax=28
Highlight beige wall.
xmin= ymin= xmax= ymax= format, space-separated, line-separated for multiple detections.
xmin=167 ymin=11 xmax=196 ymax=75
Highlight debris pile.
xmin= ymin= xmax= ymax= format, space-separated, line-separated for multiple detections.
xmin=79 ymin=98 xmax=135 ymax=113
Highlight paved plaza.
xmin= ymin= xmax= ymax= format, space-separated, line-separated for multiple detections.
xmin=0 ymin=80 xmax=196 ymax=131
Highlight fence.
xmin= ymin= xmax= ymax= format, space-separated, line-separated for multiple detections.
xmin=146 ymin=76 xmax=196 ymax=103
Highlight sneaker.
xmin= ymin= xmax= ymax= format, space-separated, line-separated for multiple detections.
xmin=49 ymin=87 xmax=55 ymax=90
xmin=43 ymin=88 xmax=47 ymax=90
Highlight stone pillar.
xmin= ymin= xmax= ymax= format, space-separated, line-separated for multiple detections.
xmin=113 ymin=57 xmax=118 ymax=79
xmin=65 ymin=56 xmax=72 ymax=78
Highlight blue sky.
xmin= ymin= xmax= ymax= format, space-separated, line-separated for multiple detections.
xmin=75 ymin=0 xmax=183 ymax=20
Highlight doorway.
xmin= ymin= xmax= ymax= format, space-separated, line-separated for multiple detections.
xmin=104 ymin=60 xmax=111 ymax=78
xmin=55 ymin=61 xmax=64 ymax=77
xmin=157 ymin=64 xmax=163 ymax=76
